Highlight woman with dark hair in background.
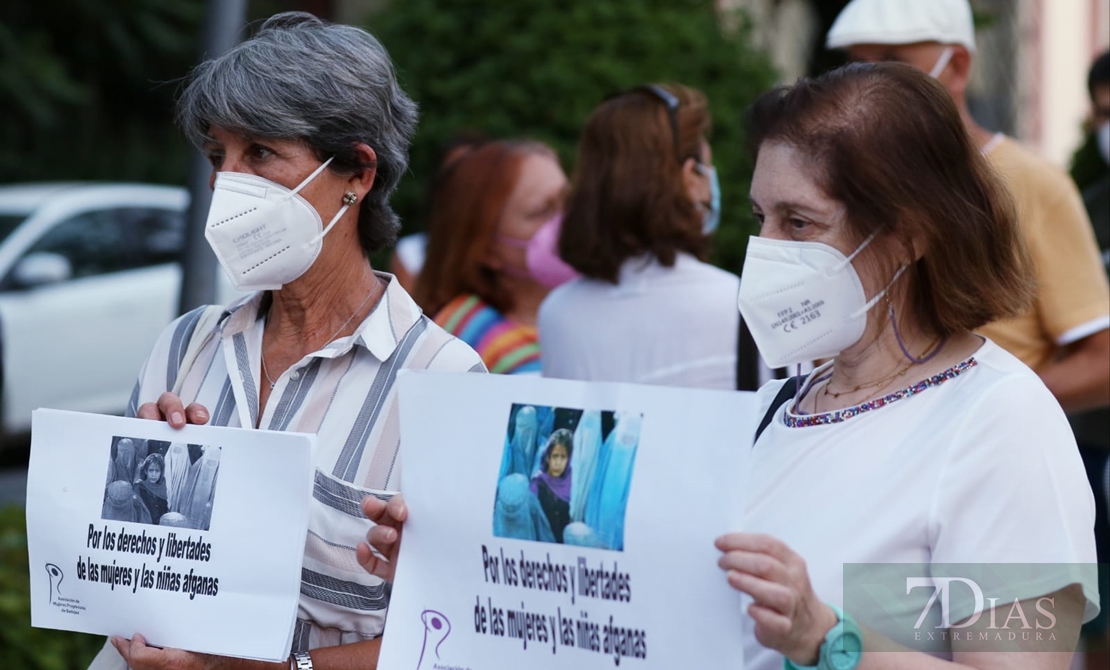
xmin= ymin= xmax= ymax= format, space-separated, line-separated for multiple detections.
xmin=538 ymin=83 xmax=741 ymax=390
xmin=415 ymin=140 xmax=573 ymax=375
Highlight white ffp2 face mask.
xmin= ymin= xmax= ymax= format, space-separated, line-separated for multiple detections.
xmin=204 ymin=157 xmax=351 ymax=291
xmin=736 ymin=235 xmax=903 ymax=368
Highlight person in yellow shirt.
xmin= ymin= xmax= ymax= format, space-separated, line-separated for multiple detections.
xmin=826 ymin=0 xmax=1110 ymax=414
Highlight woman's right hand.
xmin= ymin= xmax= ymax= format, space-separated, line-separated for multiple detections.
xmin=357 ymin=494 xmax=408 ymax=581
xmin=136 ymin=392 xmax=209 ymax=428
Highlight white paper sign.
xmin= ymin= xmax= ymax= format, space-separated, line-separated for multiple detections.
xmin=26 ymin=409 xmax=315 ymax=662
xmin=379 ymin=372 xmax=758 ymax=670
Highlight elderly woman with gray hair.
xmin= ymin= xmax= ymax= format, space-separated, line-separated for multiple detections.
xmin=96 ymin=12 xmax=484 ymax=670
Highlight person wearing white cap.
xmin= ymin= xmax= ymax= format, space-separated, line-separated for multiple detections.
xmin=828 ymin=0 xmax=1110 ymax=417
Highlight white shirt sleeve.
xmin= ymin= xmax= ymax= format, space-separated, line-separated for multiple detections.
xmin=928 ymin=373 xmax=1100 ymax=623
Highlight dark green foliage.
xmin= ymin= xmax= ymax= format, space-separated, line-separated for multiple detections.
xmin=0 ymin=506 xmax=103 ymax=670
xmin=0 ymin=1 xmax=205 ymax=185
xmin=368 ymin=0 xmax=777 ymax=275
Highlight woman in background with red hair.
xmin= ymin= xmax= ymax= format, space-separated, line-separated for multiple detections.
xmin=415 ymin=140 xmax=574 ymax=374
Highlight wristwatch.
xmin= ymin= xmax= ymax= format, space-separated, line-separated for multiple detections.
xmin=290 ymin=651 xmax=313 ymax=670
xmin=784 ymin=605 xmax=863 ymax=670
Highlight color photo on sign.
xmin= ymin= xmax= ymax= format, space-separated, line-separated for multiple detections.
xmin=492 ymin=404 xmax=642 ymax=551
xmin=100 ymin=436 xmax=221 ymax=531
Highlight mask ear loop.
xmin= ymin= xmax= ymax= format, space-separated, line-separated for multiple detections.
xmin=849 ymin=263 xmax=908 ymax=319
xmin=289 ymin=156 xmax=336 ymax=197
xmin=309 ymin=202 xmax=353 ymax=246
xmin=287 ymin=157 xmax=354 ymax=247
xmin=829 ymin=231 xmax=878 ymax=276
xmin=928 ymin=46 xmax=955 ymax=79
xmin=871 ymin=260 xmax=947 ymax=364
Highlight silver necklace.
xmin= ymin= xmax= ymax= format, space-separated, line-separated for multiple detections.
xmin=261 ymin=280 xmax=380 ymax=390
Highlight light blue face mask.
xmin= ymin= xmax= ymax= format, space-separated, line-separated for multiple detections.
xmin=696 ymin=163 xmax=721 ymax=234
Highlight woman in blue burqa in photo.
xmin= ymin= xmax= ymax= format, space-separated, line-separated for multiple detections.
xmin=530 ymin=429 xmax=574 ymax=543
xmin=493 ymin=473 xmax=555 ymax=542
xmin=102 ymin=480 xmax=152 ymax=524
xmin=562 ymin=522 xmax=604 ymax=548
xmin=500 ymin=405 xmax=540 ymax=479
xmin=584 ymin=411 xmax=642 ymax=550
xmin=569 ymin=410 xmax=602 ymax=522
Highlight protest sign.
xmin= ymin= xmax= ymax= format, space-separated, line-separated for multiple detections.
xmin=379 ymin=372 xmax=757 ymax=669
xmin=26 ymin=409 xmax=314 ymax=662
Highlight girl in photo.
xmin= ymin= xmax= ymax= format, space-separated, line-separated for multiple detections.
xmin=530 ymin=428 xmax=574 ymax=543
xmin=134 ymin=453 xmax=169 ymax=524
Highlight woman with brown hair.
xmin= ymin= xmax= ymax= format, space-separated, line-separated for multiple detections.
xmin=721 ymin=62 xmax=1098 ymax=670
xmin=415 ymin=140 xmax=572 ymax=375
xmin=537 ymin=83 xmax=740 ymax=390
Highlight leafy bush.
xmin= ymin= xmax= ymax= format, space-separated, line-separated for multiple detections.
xmin=0 ymin=1 xmax=206 ymax=185
xmin=368 ymin=0 xmax=777 ymax=274
xmin=0 ymin=506 xmax=103 ymax=669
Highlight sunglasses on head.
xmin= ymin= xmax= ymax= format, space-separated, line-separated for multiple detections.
xmin=606 ymin=84 xmax=683 ymax=162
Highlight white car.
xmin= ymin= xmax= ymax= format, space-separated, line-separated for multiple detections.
xmin=0 ymin=182 xmax=238 ymax=440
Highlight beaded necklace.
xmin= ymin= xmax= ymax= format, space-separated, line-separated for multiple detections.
xmin=787 ymin=357 xmax=978 ymax=427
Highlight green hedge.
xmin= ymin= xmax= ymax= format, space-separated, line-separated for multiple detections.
xmin=0 ymin=506 xmax=103 ymax=670
xmin=368 ymin=0 xmax=777 ymax=275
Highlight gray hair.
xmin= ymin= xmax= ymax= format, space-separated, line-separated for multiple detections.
xmin=175 ymin=12 xmax=418 ymax=255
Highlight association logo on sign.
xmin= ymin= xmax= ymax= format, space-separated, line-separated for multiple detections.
xmin=416 ymin=609 xmax=453 ymax=670
xmin=45 ymin=562 xmax=86 ymax=616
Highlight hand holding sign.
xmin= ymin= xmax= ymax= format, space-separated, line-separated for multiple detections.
xmin=357 ymin=494 xmax=408 ymax=582
xmin=136 ymin=392 xmax=210 ymax=429
xmin=111 ymin=633 xmax=224 ymax=670
xmin=715 ymin=532 xmax=838 ymax=667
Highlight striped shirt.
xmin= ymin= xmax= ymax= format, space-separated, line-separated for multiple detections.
xmin=125 ymin=273 xmax=485 ymax=652
xmin=434 ymin=294 xmax=541 ymax=375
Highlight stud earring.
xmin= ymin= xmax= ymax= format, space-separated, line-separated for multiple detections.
xmin=342 ymin=192 xmax=358 ymax=205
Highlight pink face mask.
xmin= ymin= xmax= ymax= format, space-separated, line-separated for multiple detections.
xmin=498 ymin=214 xmax=580 ymax=288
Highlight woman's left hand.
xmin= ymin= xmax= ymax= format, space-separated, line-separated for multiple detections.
xmin=715 ymin=532 xmax=839 ymax=666
xmin=357 ymin=494 xmax=407 ymax=582
xmin=111 ymin=634 xmax=241 ymax=670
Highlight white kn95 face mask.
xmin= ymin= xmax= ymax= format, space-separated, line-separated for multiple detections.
xmin=204 ymin=157 xmax=352 ymax=291
xmin=736 ymin=234 xmax=904 ymax=368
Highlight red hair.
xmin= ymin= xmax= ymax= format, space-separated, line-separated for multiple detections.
xmin=414 ymin=140 xmax=556 ymax=316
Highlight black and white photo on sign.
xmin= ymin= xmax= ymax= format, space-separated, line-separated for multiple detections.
xmin=101 ymin=435 xmax=221 ymax=531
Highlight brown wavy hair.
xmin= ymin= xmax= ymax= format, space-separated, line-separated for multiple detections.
xmin=414 ymin=140 xmax=557 ymax=317
xmin=559 ymin=83 xmax=712 ymax=283
xmin=745 ymin=62 xmax=1034 ymax=337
